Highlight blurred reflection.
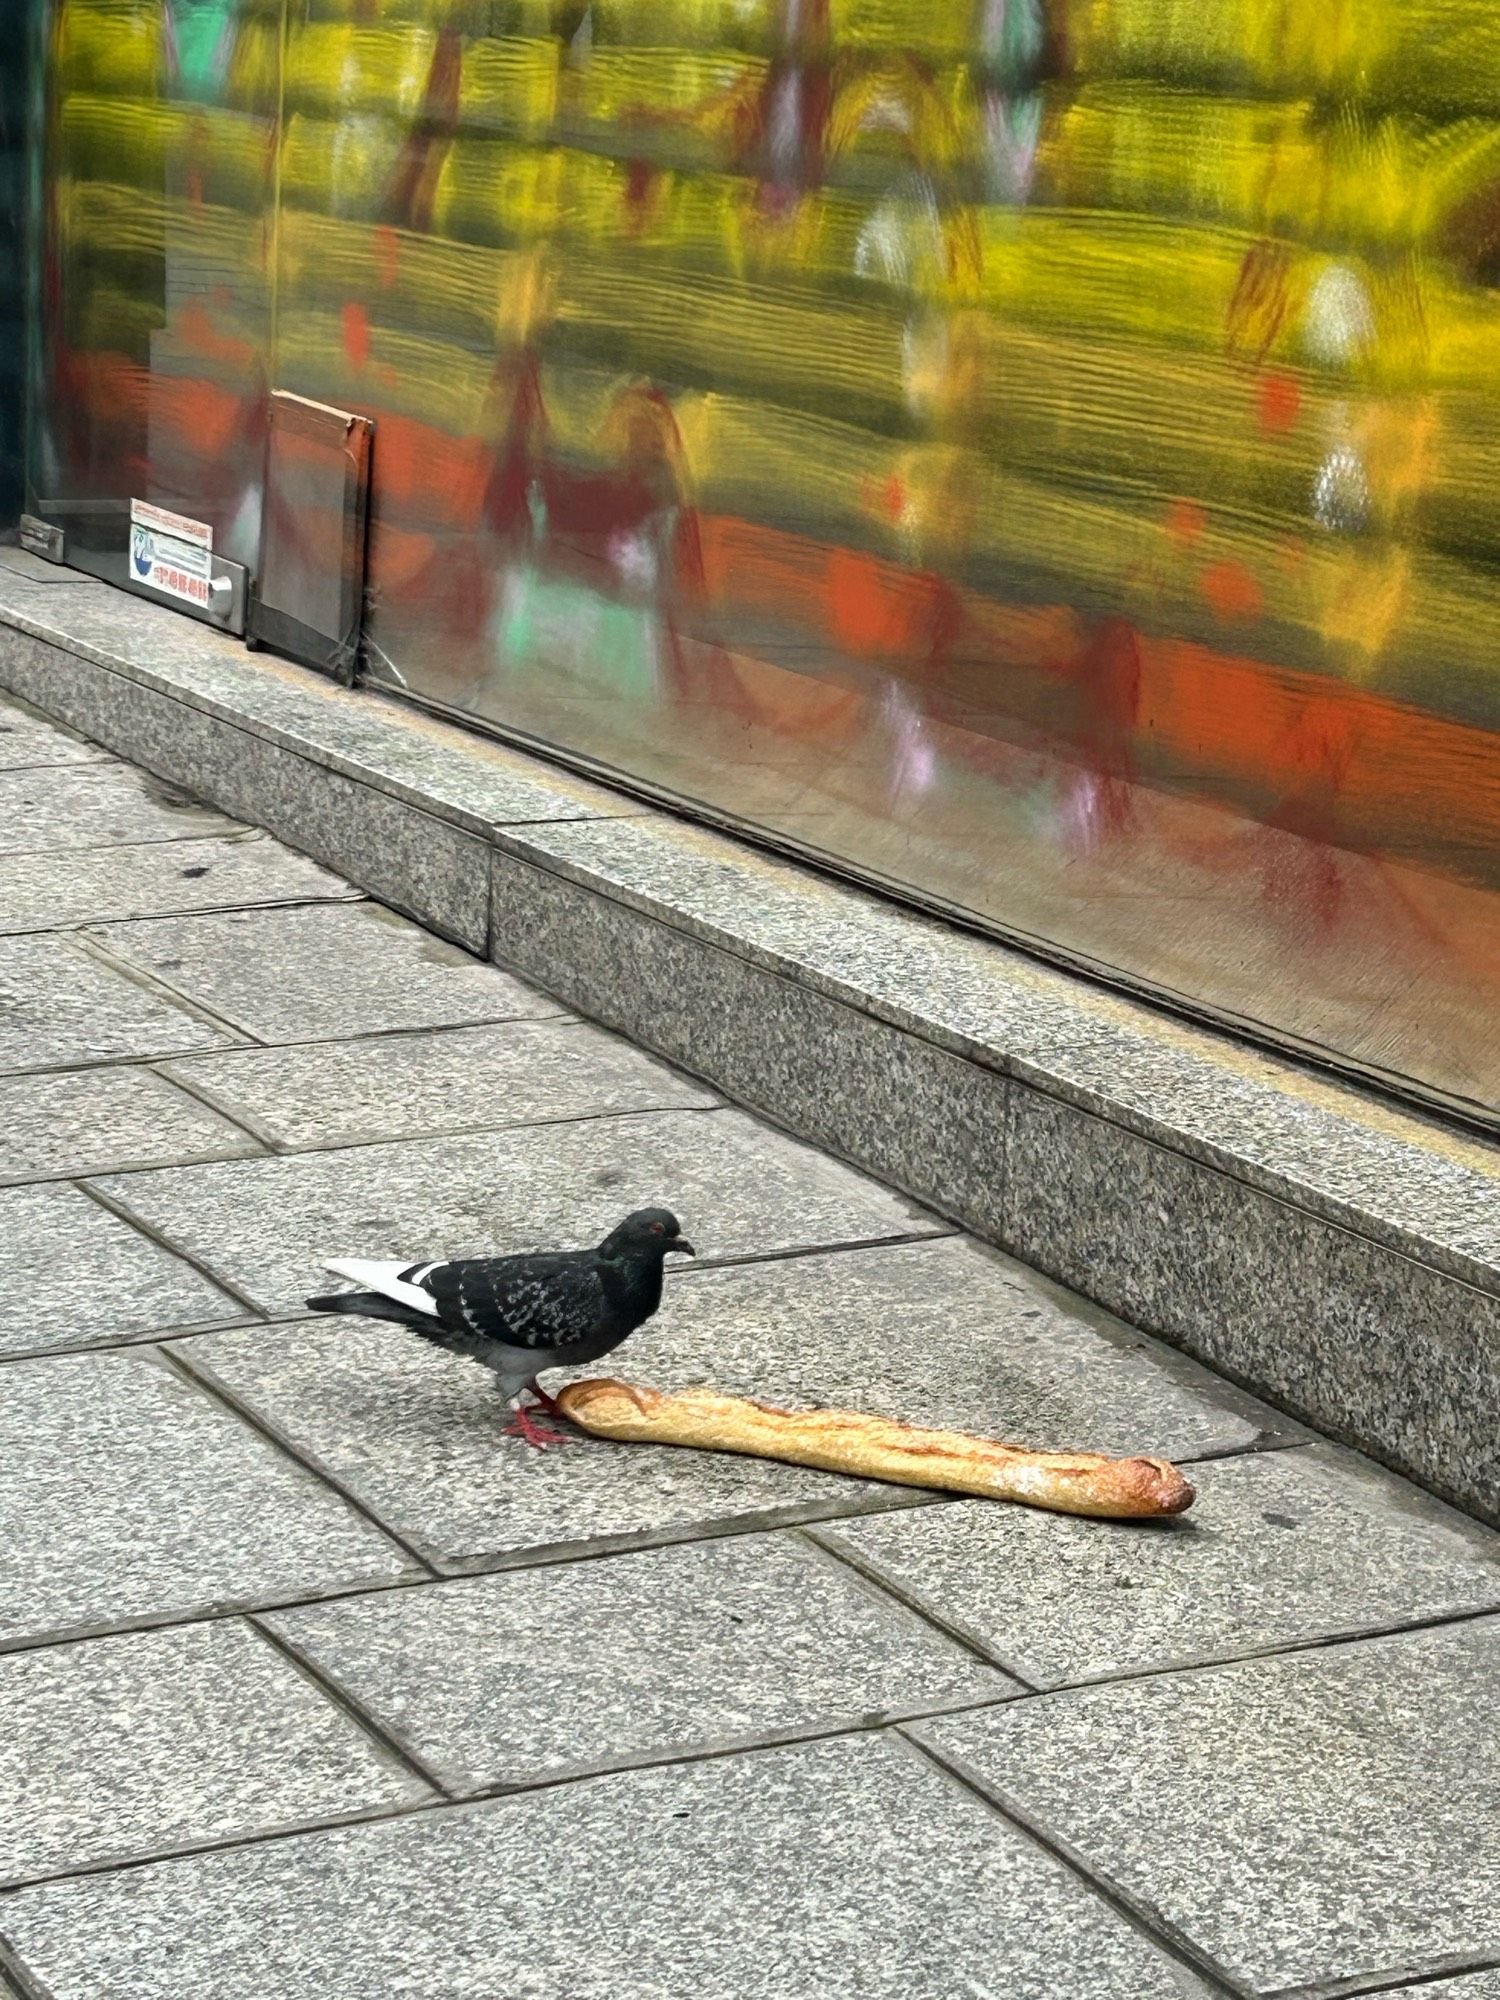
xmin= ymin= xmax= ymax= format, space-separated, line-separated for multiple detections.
xmin=37 ymin=0 xmax=276 ymax=564
xmin=34 ymin=0 xmax=1500 ymax=1121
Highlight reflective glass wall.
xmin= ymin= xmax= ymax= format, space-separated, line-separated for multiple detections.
xmin=32 ymin=0 xmax=1500 ymax=1124
xmin=34 ymin=0 xmax=278 ymax=569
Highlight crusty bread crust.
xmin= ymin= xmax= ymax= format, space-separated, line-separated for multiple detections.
xmin=557 ymin=1378 xmax=1195 ymax=1519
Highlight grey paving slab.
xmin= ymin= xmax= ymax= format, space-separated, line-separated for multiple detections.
xmin=0 ymin=1733 xmax=1216 ymax=2000
xmin=268 ymin=1534 xmax=1014 ymax=1792
xmin=0 ymin=1620 xmax=430 ymax=1884
xmin=95 ymin=1108 xmax=940 ymax=1317
xmin=914 ymin=1617 xmax=1500 ymax=1995
xmin=0 ymin=832 xmax=356 ymax=933
xmin=93 ymin=900 xmax=562 ymax=1044
xmin=0 ymin=1067 xmax=259 ymax=1183
xmin=0 ymin=1182 xmax=241 ymax=1355
xmin=162 ymin=1017 xmax=718 ymax=1151
xmin=185 ymin=1317 xmax=902 ymax=1568
xmin=0 ymin=762 xmax=235 ymax=854
xmin=0 ymin=933 xmax=235 ymax=1073
xmin=0 ymin=1349 xmax=414 ymax=1646
xmin=821 ymin=1444 xmax=1500 ymax=1687
xmin=0 ymin=695 xmax=110 ymax=768
xmin=663 ymin=1236 xmax=1292 ymax=1462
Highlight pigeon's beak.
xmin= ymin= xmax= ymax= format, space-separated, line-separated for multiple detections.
xmin=669 ymin=1238 xmax=697 ymax=1258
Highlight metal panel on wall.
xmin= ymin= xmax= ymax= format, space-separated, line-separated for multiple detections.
xmin=250 ymin=388 xmax=373 ymax=678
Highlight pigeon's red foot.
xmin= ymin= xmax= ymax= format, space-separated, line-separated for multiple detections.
xmin=502 ymin=1404 xmax=572 ymax=1450
xmin=526 ymin=1378 xmax=565 ymax=1419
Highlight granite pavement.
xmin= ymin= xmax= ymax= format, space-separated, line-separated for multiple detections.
xmin=2 ymin=695 xmax=1497 ymax=2000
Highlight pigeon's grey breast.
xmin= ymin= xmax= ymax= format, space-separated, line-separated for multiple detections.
xmin=458 ymin=1309 xmax=638 ymax=1402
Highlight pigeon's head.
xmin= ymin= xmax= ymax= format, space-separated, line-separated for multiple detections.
xmin=602 ymin=1208 xmax=697 ymax=1261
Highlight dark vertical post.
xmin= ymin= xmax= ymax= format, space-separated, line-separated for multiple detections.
xmin=0 ymin=0 xmax=35 ymax=531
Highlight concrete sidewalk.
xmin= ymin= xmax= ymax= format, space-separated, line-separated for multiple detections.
xmin=0 ymin=690 xmax=1496 ymax=2000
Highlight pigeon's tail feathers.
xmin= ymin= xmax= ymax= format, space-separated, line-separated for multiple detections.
xmin=321 ymin=1258 xmax=441 ymax=1319
xmin=305 ymin=1287 xmax=435 ymax=1331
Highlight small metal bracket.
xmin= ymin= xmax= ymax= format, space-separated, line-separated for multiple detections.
xmin=123 ymin=549 xmax=249 ymax=636
xmin=17 ymin=514 xmax=64 ymax=563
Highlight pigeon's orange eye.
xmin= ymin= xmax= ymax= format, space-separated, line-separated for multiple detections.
xmin=650 ymin=1221 xmax=664 ymax=1233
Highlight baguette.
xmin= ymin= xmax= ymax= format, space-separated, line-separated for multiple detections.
xmin=556 ymin=1378 xmax=1194 ymax=1519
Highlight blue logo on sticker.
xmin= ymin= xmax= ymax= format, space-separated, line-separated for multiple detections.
xmin=130 ymin=527 xmax=152 ymax=579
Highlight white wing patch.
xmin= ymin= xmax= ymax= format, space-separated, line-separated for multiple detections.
xmin=323 ymin=1258 xmax=440 ymax=1318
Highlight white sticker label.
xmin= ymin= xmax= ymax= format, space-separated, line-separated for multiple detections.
xmin=129 ymin=498 xmax=212 ymax=552
xmin=129 ymin=524 xmax=212 ymax=610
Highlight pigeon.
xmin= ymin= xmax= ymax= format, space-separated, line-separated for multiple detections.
xmin=304 ymin=1207 xmax=696 ymax=1448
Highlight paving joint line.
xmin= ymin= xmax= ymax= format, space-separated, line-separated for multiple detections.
xmin=0 ymin=1148 xmax=264 ymax=1193
xmin=6 ymin=1561 xmax=1494 ymax=1690
xmin=0 ymin=1930 xmax=51 ymax=2000
xmin=432 ymin=1689 xmax=1024 ymax=1809
xmin=52 ymin=926 xmax=260 ymax=1050
xmin=72 ymin=1178 xmax=266 ymax=1319
xmin=0 ymin=1570 xmax=425 ymax=1662
xmin=0 ymin=1697 xmax=1046 ymax=1902
xmin=0 ymin=1800 xmax=429 ymax=1902
xmin=1274 ymin=1952 xmax=1500 ymax=1999
xmin=74 ymin=912 xmax=332 ymax=1048
xmin=0 ymin=1313 xmax=262 ymax=1367
xmin=160 ymin=1343 xmax=440 ymax=1577
xmin=809 ymin=1517 xmax=1500 ymax=1695
xmin=136 ymin=1067 xmax=275 ymax=1157
xmin=0 ymin=1048 xmax=251 ymax=1084
xmin=419 ymin=1478 xmax=947 ymax=1578
xmin=138 ymin=1062 xmax=297 ymax=1155
xmin=1030 ymin=1598 xmax=1500 ymax=1698
xmin=245 ymin=1613 xmax=454 ymax=1799
xmin=0 ymin=1491 xmax=949 ymax=1658
xmin=0 ymin=886 xmax=366 ymax=942
xmin=796 ymin=1523 xmax=1042 ymax=1692
xmin=0 ymin=754 xmax=118 ymax=775
xmin=891 ymin=1724 xmax=1251 ymax=1999
xmin=148 ymin=1005 xmax=577 ymax=1057
xmin=72 ymin=1094 xmax=731 ymax=1170
xmin=4 ymin=1452 xmax=1491 ymax=1696
xmin=0 ymin=828 xmax=246 ymax=862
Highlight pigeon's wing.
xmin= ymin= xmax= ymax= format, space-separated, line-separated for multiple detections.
xmin=323 ymin=1259 xmax=440 ymax=1318
xmin=408 ymin=1251 xmax=607 ymax=1355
